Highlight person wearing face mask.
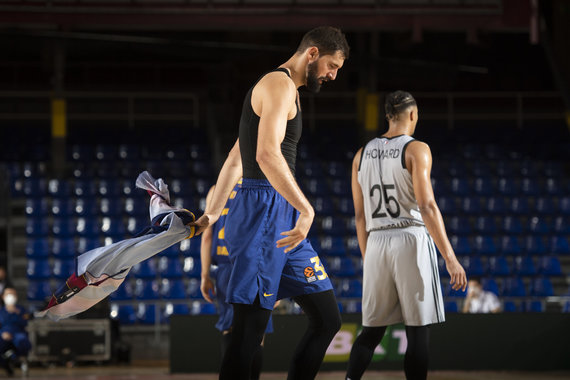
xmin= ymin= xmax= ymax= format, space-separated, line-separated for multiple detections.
xmin=462 ymin=277 xmax=501 ymax=314
xmin=0 ymin=288 xmax=31 ymax=376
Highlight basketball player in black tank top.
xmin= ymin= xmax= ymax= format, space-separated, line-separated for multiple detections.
xmin=193 ymin=27 xmax=350 ymax=380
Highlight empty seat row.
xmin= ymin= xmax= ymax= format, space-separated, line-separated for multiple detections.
xmin=110 ymin=302 xmax=216 ymax=325
xmin=441 ymin=255 xmax=564 ymax=277
xmin=439 ymin=196 xmax=570 ymax=216
xmin=448 ymin=235 xmax=570 ymax=255
xmin=444 ymin=299 xmax=550 ymax=313
xmin=444 ymin=276 xmax=557 ymax=298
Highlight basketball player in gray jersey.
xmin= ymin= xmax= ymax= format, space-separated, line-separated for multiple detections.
xmin=346 ymin=91 xmax=467 ymax=380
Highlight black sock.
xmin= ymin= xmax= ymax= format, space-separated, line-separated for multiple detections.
xmin=250 ymin=343 xmax=263 ymax=380
xmin=219 ymin=299 xmax=271 ymax=380
xmin=404 ymin=325 xmax=430 ymax=380
xmin=221 ymin=331 xmax=232 ymax=361
xmin=287 ymin=289 xmax=342 ymax=380
xmin=345 ymin=326 xmax=387 ymax=380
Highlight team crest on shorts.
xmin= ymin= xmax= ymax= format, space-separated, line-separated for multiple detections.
xmin=304 ymin=266 xmax=317 ymax=283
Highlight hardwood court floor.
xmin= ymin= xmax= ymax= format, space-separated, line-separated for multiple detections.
xmin=10 ymin=366 xmax=570 ymax=380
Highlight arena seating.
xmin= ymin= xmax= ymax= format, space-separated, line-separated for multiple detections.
xmin=2 ymin=124 xmax=569 ymax=325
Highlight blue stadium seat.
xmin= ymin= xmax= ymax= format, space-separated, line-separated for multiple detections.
xmin=160 ymin=278 xmax=187 ymax=299
xmin=99 ymin=198 xmax=121 ymax=217
xmin=97 ymin=179 xmax=121 ymax=197
xmin=543 ymin=161 xmax=563 ymax=177
xmin=495 ymin=161 xmax=515 ymax=177
xmin=126 ymin=217 xmax=148 ymax=236
xmin=123 ymin=198 xmax=147 ymax=217
xmin=100 ymin=217 xmax=126 ymax=239
xmin=497 ymin=178 xmax=518 ymax=196
xmin=22 ymin=178 xmax=47 ymax=198
xmin=473 ymin=178 xmax=493 ymax=196
xmin=168 ymin=303 xmax=190 ymax=317
xmin=528 ymin=216 xmax=551 ymax=235
xmin=451 ymin=236 xmax=472 ymax=256
xmin=520 ymin=178 xmax=539 ymax=196
xmin=472 ymin=235 xmax=497 ymax=255
xmin=69 ymin=145 xmax=94 ymax=161
xmin=563 ymin=301 xmax=570 ymax=313
xmin=501 ymin=216 xmax=524 ymax=235
xmin=51 ymin=199 xmax=74 ymax=217
xmin=534 ymin=197 xmax=555 ymax=215
xmin=25 ymin=199 xmax=49 ymax=217
xmin=474 ymin=216 xmax=497 ymax=235
xmin=461 ymin=197 xmax=482 ymax=214
xmin=76 ymin=217 xmax=100 ymax=238
xmin=437 ymin=196 xmax=456 ymax=215
xmin=132 ymin=259 xmax=157 ymax=279
xmin=136 ymin=303 xmax=157 ymax=324
xmin=551 ymin=236 xmax=570 ymax=255
xmin=47 ymin=179 xmax=71 ymax=198
xmin=26 ymin=238 xmax=50 ymax=259
xmin=324 ymin=162 xmax=350 ymax=178
xmin=529 ymin=277 xmax=554 ymax=297
xmin=73 ymin=179 xmax=97 ymax=198
xmin=431 ymin=178 xmax=448 ymax=196
xmin=538 ymin=256 xmax=562 ymax=276
xmin=337 ymin=197 xmax=355 ymax=216
xmin=191 ymin=161 xmax=212 ymax=178
xmin=336 ymin=279 xmax=363 ymax=298
xmin=26 ymin=259 xmax=51 ymax=280
xmin=27 ymin=281 xmax=52 ymax=301
xmin=187 ymin=279 xmax=202 ymax=299
xmin=118 ymin=144 xmax=140 ymax=161
xmin=503 ymin=301 xmax=519 ymax=312
xmin=445 ymin=282 xmax=467 ymax=298
xmin=26 ymin=218 xmax=49 ymax=237
xmin=74 ymin=198 xmax=97 ymax=217
xmin=160 ymin=244 xmax=181 ymax=258
xmin=52 ymin=218 xmax=75 ymax=238
xmin=544 ymin=178 xmax=563 ymax=196
xmin=120 ymin=179 xmax=137 ymax=197
xmin=110 ymin=304 xmax=137 ymax=324
xmin=180 ymin=238 xmax=201 ymax=258
xmin=513 ymin=255 xmax=537 ymax=276
xmin=519 ymin=160 xmax=539 ymax=177
xmin=158 ymin=257 xmax=184 ymax=278
xmin=299 ymin=161 xmax=324 ymax=178
xmin=183 ymin=257 xmax=201 ymax=278
xmin=500 ymin=236 xmax=522 ymax=256
xmin=319 ymin=236 xmax=345 ymax=257
xmin=109 ymin=281 xmax=134 ymax=301
xmin=449 ymin=178 xmax=469 ymax=196
xmin=199 ymin=302 xmax=217 ymax=315
xmin=330 ymin=179 xmax=351 ymax=197
xmin=327 ymin=257 xmax=356 ymax=278
xmin=461 ymin=256 xmax=485 ymax=276
xmin=76 ymin=237 xmax=101 ymax=254
xmin=345 ymin=236 xmax=361 ymax=257
xmin=343 ymin=300 xmax=362 ymax=314
xmin=446 ymin=217 xmax=471 ymax=235
xmin=444 ymin=301 xmax=458 ymax=313
xmin=485 ymin=197 xmax=507 ymax=215
xmin=319 ymin=216 xmax=346 ymax=236
xmin=52 ymin=259 xmax=74 ymax=279
xmin=470 ymin=161 xmax=491 ymax=177
xmin=312 ymin=197 xmax=335 ymax=216
xmin=481 ymin=277 xmax=500 ymax=296
xmin=134 ymin=279 xmax=160 ymax=300
xmin=95 ymin=144 xmax=117 ymax=161
xmin=554 ymin=216 xmax=570 ymax=234
xmin=508 ymin=197 xmax=529 ymax=215
xmin=488 ymin=256 xmax=510 ymax=276
xmin=524 ymin=300 xmax=544 ymax=312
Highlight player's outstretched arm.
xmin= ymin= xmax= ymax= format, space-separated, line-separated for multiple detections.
xmin=199 ymin=186 xmax=216 ymax=303
xmin=406 ymin=141 xmax=467 ymax=291
xmin=193 ymin=139 xmax=242 ymax=236
xmin=351 ymin=148 xmax=368 ymax=258
xmin=255 ymin=73 xmax=314 ymax=253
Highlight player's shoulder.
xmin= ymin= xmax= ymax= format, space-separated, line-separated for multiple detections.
xmin=405 ymin=139 xmax=431 ymax=156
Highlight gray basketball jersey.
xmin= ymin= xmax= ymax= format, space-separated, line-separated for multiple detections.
xmin=357 ymin=135 xmax=424 ymax=231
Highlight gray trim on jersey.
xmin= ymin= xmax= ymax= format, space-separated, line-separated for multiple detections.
xmin=401 ymin=139 xmax=416 ymax=169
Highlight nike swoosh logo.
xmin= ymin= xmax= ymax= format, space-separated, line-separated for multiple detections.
xmin=263 ymin=292 xmax=273 ymax=297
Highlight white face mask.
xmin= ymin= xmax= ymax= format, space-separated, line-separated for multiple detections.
xmin=3 ymin=294 xmax=17 ymax=306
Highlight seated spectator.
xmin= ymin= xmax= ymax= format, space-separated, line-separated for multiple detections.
xmin=462 ymin=277 xmax=501 ymax=313
xmin=0 ymin=288 xmax=31 ymax=376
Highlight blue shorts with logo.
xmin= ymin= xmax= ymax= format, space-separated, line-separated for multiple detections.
xmin=224 ymin=178 xmax=333 ymax=310
xmin=213 ymin=262 xmax=274 ymax=333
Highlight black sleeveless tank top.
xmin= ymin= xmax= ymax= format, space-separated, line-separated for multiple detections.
xmin=239 ymin=68 xmax=302 ymax=179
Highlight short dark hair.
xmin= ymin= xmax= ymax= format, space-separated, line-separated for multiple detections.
xmin=297 ymin=26 xmax=350 ymax=59
xmin=385 ymin=90 xmax=417 ymax=121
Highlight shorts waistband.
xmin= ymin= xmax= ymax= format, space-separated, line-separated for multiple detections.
xmin=241 ymin=178 xmax=274 ymax=189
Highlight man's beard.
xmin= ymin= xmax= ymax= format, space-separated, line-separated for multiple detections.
xmin=306 ymin=61 xmax=323 ymax=93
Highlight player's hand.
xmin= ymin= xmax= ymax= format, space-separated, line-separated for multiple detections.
xmin=191 ymin=214 xmax=217 ymax=236
xmin=200 ymin=275 xmax=216 ymax=303
xmin=276 ymin=211 xmax=314 ymax=253
xmin=1 ymin=332 xmax=12 ymax=341
xmin=446 ymin=257 xmax=467 ymax=292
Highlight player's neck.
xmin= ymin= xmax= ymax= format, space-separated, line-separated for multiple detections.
xmin=279 ymin=54 xmax=307 ymax=89
xmin=383 ymin=123 xmax=413 ymax=138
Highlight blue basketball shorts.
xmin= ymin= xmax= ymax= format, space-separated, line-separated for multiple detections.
xmin=214 ymin=262 xmax=273 ymax=333
xmin=224 ymin=178 xmax=333 ymax=310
